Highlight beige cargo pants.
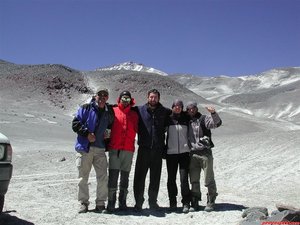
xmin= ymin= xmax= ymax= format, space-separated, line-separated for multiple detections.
xmin=189 ymin=153 xmax=217 ymax=200
xmin=76 ymin=146 xmax=108 ymax=206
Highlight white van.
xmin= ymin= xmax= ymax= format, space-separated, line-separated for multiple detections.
xmin=0 ymin=132 xmax=13 ymax=213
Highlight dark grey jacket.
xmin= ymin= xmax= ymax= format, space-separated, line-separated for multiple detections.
xmin=188 ymin=112 xmax=222 ymax=152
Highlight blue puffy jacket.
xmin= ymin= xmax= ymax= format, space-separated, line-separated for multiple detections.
xmin=72 ymin=99 xmax=114 ymax=152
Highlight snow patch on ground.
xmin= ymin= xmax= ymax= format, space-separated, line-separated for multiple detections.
xmin=276 ymin=103 xmax=293 ymax=119
xmin=225 ymin=107 xmax=253 ymax=115
xmin=289 ymin=105 xmax=300 ymax=118
xmin=40 ymin=118 xmax=57 ymax=124
xmin=23 ymin=113 xmax=35 ymax=118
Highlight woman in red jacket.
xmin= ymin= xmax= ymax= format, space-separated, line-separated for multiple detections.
xmin=107 ymin=91 xmax=138 ymax=212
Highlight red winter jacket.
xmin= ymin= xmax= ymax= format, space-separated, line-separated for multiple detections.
xmin=108 ymin=98 xmax=138 ymax=152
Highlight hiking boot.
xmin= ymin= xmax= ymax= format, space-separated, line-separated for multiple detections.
xmin=107 ymin=201 xmax=116 ymax=213
xmin=119 ymin=200 xmax=128 ymax=210
xmin=204 ymin=203 xmax=215 ymax=212
xmin=107 ymin=190 xmax=116 ymax=213
xmin=169 ymin=202 xmax=177 ymax=211
xmin=148 ymin=190 xmax=159 ymax=210
xmin=78 ymin=203 xmax=88 ymax=213
xmin=204 ymin=194 xmax=217 ymax=212
xmin=169 ymin=198 xmax=177 ymax=211
xmin=95 ymin=205 xmax=106 ymax=213
xmin=134 ymin=204 xmax=142 ymax=212
xmin=119 ymin=189 xmax=128 ymax=210
xmin=149 ymin=202 xmax=160 ymax=210
xmin=182 ymin=204 xmax=190 ymax=213
xmin=189 ymin=197 xmax=199 ymax=212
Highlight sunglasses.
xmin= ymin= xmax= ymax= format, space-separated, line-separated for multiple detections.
xmin=121 ymin=96 xmax=131 ymax=102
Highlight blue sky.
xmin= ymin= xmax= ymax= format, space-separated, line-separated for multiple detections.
xmin=0 ymin=0 xmax=299 ymax=76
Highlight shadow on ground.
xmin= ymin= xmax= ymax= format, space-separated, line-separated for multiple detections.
xmin=101 ymin=203 xmax=247 ymax=217
xmin=104 ymin=206 xmax=170 ymax=217
xmin=0 ymin=211 xmax=34 ymax=225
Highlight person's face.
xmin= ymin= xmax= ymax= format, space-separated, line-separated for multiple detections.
xmin=120 ymin=95 xmax=131 ymax=107
xmin=172 ymin=105 xmax=182 ymax=114
xmin=96 ymin=92 xmax=108 ymax=107
xmin=187 ymin=106 xmax=198 ymax=117
xmin=147 ymin=92 xmax=159 ymax=107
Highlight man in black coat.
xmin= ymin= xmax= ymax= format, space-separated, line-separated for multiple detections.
xmin=133 ymin=89 xmax=170 ymax=211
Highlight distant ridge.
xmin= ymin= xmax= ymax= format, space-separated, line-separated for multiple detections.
xmin=170 ymin=67 xmax=300 ymax=124
xmin=0 ymin=59 xmax=14 ymax=64
xmin=95 ymin=61 xmax=168 ymax=76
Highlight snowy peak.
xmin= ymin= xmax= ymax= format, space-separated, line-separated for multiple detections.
xmin=255 ymin=67 xmax=300 ymax=89
xmin=95 ymin=61 xmax=168 ymax=76
xmin=237 ymin=67 xmax=300 ymax=89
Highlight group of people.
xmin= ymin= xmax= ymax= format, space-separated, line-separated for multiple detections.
xmin=72 ymin=88 xmax=222 ymax=214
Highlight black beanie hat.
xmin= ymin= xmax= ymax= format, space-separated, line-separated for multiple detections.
xmin=186 ymin=101 xmax=198 ymax=110
xmin=119 ymin=90 xmax=131 ymax=98
xmin=172 ymin=99 xmax=184 ymax=109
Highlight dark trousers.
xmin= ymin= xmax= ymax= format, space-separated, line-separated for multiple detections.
xmin=108 ymin=169 xmax=130 ymax=202
xmin=166 ymin=152 xmax=191 ymax=205
xmin=133 ymin=146 xmax=162 ymax=206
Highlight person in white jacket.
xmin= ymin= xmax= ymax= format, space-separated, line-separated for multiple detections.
xmin=165 ymin=99 xmax=191 ymax=213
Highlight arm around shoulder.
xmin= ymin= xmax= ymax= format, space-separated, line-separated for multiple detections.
xmin=72 ymin=116 xmax=89 ymax=137
xmin=72 ymin=105 xmax=89 ymax=136
xmin=106 ymin=103 xmax=115 ymax=128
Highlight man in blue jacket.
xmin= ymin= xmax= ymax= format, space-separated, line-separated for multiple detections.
xmin=72 ymin=89 xmax=114 ymax=213
xmin=133 ymin=89 xmax=171 ymax=211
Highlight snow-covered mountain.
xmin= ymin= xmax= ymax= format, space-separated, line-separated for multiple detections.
xmin=0 ymin=60 xmax=207 ymax=115
xmin=95 ymin=61 xmax=168 ymax=76
xmin=1 ymin=59 xmax=300 ymax=126
xmin=170 ymin=67 xmax=300 ymax=126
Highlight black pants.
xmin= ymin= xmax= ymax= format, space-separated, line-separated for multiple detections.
xmin=133 ymin=147 xmax=162 ymax=206
xmin=166 ymin=152 xmax=191 ymax=205
xmin=108 ymin=169 xmax=130 ymax=202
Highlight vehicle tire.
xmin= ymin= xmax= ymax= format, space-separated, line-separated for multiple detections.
xmin=0 ymin=195 xmax=4 ymax=213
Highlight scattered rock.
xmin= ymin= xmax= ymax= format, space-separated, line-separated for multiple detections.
xmin=242 ymin=207 xmax=268 ymax=218
xmin=246 ymin=211 xmax=268 ymax=221
xmin=276 ymin=203 xmax=300 ymax=212
xmin=240 ymin=204 xmax=300 ymax=225
xmin=59 ymin=157 xmax=66 ymax=162
xmin=267 ymin=209 xmax=300 ymax=222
